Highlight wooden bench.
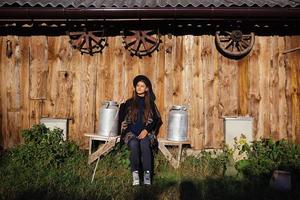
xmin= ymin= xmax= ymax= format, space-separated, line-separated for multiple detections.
xmin=85 ymin=133 xmax=190 ymax=168
xmin=158 ymin=138 xmax=191 ymax=169
xmin=84 ymin=133 xmax=120 ymax=164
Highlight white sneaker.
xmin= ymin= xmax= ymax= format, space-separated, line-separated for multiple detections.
xmin=143 ymin=171 xmax=151 ymax=185
xmin=132 ymin=171 xmax=140 ymax=186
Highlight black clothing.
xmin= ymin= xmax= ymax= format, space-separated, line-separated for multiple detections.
xmin=128 ymin=96 xmax=145 ymax=136
xmin=118 ymin=98 xmax=162 ymax=147
xmin=128 ymin=136 xmax=152 ymax=172
xmin=118 ymin=96 xmax=162 ymax=173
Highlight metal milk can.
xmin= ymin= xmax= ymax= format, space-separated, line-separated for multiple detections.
xmin=167 ymin=105 xmax=188 ymax=141
xmin=97 ymin=101 xmax=119 ymax=137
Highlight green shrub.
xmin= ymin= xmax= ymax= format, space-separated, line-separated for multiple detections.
xmin=9 ymin=124 xmax=80 ymax=169
xmin=235 ymin=138 xmax=300 ymax=178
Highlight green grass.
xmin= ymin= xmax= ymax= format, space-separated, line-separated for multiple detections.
xmin=1 ymin=148 xmax=300 ymax=200
xmin=1 ymin=126 xmax=299 ymax=200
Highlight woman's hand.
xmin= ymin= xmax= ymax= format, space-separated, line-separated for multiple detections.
xmin=138 ymin=129 xmax=148 ymax=140
xmin=121 ymin=121 xmax=127 ymax=130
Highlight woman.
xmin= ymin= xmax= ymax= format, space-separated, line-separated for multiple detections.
xmin=119 ymin=75 xmax=162 ymax=186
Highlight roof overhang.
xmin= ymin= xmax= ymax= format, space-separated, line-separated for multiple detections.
xmin=1 ymin=7 xmax=300 ymax=21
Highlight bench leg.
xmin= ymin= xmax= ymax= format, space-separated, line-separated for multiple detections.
xmin=176 ymin=143 xmax=183 ymax=168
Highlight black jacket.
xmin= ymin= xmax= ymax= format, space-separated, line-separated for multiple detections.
xmin=118 ymin=98 xmax=162 ymax=149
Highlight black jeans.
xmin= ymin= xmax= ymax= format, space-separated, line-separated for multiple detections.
xmin=128 ymin=136 xmax=152 ymax=172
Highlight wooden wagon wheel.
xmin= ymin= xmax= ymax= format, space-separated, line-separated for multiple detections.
xmin=215 ymin=30 xmax=255 ymax=59
xmin=121 ymin=29 xmax=160 ymax=57
xmin=68 ymin=30 xmax=107 ymax=55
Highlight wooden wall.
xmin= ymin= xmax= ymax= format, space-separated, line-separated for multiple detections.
xmin=0 ymin=34 xmax=299 ymax=149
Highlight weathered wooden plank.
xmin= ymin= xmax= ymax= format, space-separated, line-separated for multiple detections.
xmin=19 ymin=37 xmax=31 ymax=134
xmin=154 ymin=36 xmax=165 ymax=139
xmin=190 ymin=36 xmax=204 ymax=149
xmin=249 ymin=36 xmax=261 ymax=141
xmin=182 ymin=36 xmax=192 ymax=112
xmin=57 ymin=36 xmax=72 ymax=72
xmin=269 ymin=36 xmax=280 ymax=140
xmin=294 ymin=36 xmax=300 ymax=144
xmin=203 ymin=35 xmax=222 ymax=148
xmin=12 ymin=36 xmax=25 ymax=145
xmin=52 ymin=71 xmax=73 ymax=118
xmin=29 ymin=36 xmax=48 ymax=100
xmin=0 ymin=36 xmax=8 ymax=148
xmin=112 ymin=36 xmax=125 ymax=102
xmin=43 ymin=36 xmax=60 ymax=117
xmin=173 ymin=36 xmax=183 ymax=105
xmin=105 ymin=37 xmax=116 ymax=101
xmin=124 ymin=38 xmax=139 ymax=101
xmin=285 ymin=36 xmax=300 ymax=143
xmin=43 ymin=36 xmax=72 ymax=118
xmin=237 ymin=57 xmax=249 ymax=116
xmin=95 ymin=39 xmax=108 ymax=135
xmin=68 ymin=47 xmax=83 ymax=143
xmin=202 ymin=35 xmax=212 ymax=147
xmin=259 ymin=37 xmax=271 ymax=139
xmin=77 ymin=52 xmax=97 ymax=148
xmin=140 ymin=47 xmax=156 ymax=82
xmin=219 ymin=54 xmax=238 ymax=117
xmin=29 ymin=100 xmax=43 ymax=127
xmin=278 ymin=36 xmax=288 ymax=140
xmin=182 ymin=35 xmax=193 ymax=145
xmin=211 ymin=36 xmax=223 ymax=148
xmin=8 ymin=35 xmax=22 ymax=148
xmin=88 ymin=136 xmax=120 ymax=164
xmin=1 ymin=36 xmax=22 ymax=148
xmin=6 ymin=36 xmax=21 ymax=112
xmin=163 ymin=35 xmax=175 ymax=138
xmin=7 ymin=112 xmax=21 ymax=148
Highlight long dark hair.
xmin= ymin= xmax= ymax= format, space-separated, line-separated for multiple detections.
xmin=128 ymin=86 xmax=152 ymax=123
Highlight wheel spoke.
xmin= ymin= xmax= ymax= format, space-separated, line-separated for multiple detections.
xmin=133 ymin=40 xmax=141 ymax=51
xmin=127 ymin=39 xmax=137 ymax=47
xmin=231 ymin=41 xmax=235 ymax=52
xmin=240 ymin=39 xmax=249 ymax=48
xmin=141 ymin=37 xmax=149 ymax=51
xmin=89 ymin=34 xmax=101 ymax=44
xmin=225 ymin=40 xmax=234 ymax=49
xmin=236 ymin=42 xmax=242 ymax=52
xmin=238 ymin=42 xmax=245 ymax=51
xmin=145 ymin=30 xmax=155 ymax=35
xmin=145 ymin=35 xmax=158 ymax=44
xmin=220 ymin=38 xmax=231 ymax=42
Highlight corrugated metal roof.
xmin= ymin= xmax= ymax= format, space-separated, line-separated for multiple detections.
xmin=0 ymin=0 xmax=299 ymax=8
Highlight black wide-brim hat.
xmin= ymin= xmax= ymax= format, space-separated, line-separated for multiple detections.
xmin=133 ymin=75 xmax=151 ymax=87
xmin=133 ymin=75 xmax=156 ymax=101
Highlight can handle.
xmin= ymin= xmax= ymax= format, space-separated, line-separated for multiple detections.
xmin=171 ymin=105 xmax=187 ymax=111
xmin=104 ymin=101 xmax=110 ymax=108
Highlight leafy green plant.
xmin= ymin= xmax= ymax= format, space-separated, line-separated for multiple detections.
xmin=9 ymin=124 xmax=79 ymax=169
xmin=235 ymin=138 xmax=300 ymax=178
